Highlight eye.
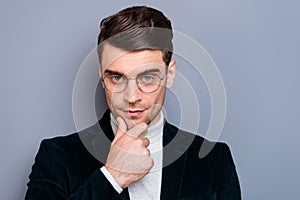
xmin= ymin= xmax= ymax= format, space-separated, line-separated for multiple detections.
xmin=110 ymin=75 xmax=125 ymax=84
xmin=143 ymin=75 xmax=154 ymax=81
xmin=140 ymin=74 xmax=158 ymax=83
xmin=113 ymin=75 xmax=121 ymax=81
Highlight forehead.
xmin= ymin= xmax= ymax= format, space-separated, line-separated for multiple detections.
xmin=101 ymin=43 xmax=165 ymax=74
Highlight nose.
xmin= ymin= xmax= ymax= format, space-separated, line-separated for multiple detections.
xmin=123 ymin=79 xmax=142 ymax=103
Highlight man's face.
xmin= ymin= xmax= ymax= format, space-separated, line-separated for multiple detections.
xmin=100 ymin=44 xmax=176 ymax=129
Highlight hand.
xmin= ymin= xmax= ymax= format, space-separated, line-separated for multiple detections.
xmin=105 ymin=117 xmax=154 ymax=188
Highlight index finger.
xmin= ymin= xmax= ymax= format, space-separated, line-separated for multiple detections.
xmin=127 ymin=122 xmax=148 ymax=138
xmin=112 ymin=117 xmax=127 ymax=144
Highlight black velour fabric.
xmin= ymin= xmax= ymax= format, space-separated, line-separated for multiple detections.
xmin=25 ymin=109 xmax=241 ymax=199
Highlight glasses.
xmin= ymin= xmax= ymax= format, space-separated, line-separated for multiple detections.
xmin=102 ymin=69 xmax=167 ymax=93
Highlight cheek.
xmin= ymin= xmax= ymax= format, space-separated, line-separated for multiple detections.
xmin=147 ymin=89 xmax=166 ymax=122
xmin=150 ymin=88 xmax=166 ymax=105
xmin=104 ymin=91 xmax=113 ymax=108
xmin=105 ymin=92 xmax=123 ymax=110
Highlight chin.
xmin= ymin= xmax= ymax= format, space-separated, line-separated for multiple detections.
xmin=110 ymin=107 xmax=157 ymax=128
xmin=124 ymin=117 xmax=151 ymax=129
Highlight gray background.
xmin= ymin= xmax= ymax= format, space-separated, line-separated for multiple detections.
xmin=1 ymin=0 xmax=299 ymax=199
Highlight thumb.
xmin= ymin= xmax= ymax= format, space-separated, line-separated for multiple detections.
xmin=113 ymin=117 xmax=127 ymax=143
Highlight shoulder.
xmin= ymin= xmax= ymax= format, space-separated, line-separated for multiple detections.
xmin=164 ymin=121 xmax=233 ymax=161
xmin=40 ymin=132 xmax=80 ymax=150
xmin=189 ymin=132 xmax=231 ymax=160
xmin=39 ymin=121 xmax=102 ymax=152
xmin=36 ymin=131 xmax=93 ymax=161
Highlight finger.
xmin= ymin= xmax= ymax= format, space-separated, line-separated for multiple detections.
xmin=143 ymin=148 xmax=150 ymax=156
xmin=142 ymin=138 xmax=150 ymax=147
xmin=113 ymin=117 xmax=127 ymax=144
xmin=127 ymin=122 xmax=148 ymax=138
xmin=117 ymin=117 xmax=127 ymax=133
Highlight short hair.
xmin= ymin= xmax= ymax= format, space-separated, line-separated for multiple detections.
xmin=97 ymin=6 xmax=173 ymax=65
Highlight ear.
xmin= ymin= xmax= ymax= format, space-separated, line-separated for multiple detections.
xmin=166 ymin=59 xmax=176 ymax=88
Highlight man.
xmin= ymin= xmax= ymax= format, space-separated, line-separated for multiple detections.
xmin=25 ymin=6 xmax=241 ymax=199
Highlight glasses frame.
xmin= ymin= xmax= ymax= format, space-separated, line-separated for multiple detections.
xmin=102 ymin=66 xmax=168 ymax=93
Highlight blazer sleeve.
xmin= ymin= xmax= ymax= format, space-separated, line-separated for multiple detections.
xmin=25 ymin=140 xmax=126 ymax=200
xmin=217 ymin=143 xmax=242 ymax=200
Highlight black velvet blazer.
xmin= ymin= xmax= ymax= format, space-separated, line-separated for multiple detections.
xmin=25 ymin=110 xmax=241 ymax=199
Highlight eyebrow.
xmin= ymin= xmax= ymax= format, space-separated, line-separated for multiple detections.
xmin=138 ymin=69 xmax=161 ymax=75
xmin=104 ymin=68 xmax=162 ymax=76
xmin=103 ymin=69 xmax=124 ymax=76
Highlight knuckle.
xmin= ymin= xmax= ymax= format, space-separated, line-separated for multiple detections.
xmin=142 ymin=148 xmax=150 ymax=155
xmin=135 ymin=138 xmax=144 ymax=146
xmin=147 ymin=157 xmax=154 ymax=167
xmin=144 ymin=138 xmax=150 ymax=146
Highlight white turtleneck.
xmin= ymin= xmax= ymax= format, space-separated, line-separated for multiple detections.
xmin=100 ymin=112 xmax=164 ymax=200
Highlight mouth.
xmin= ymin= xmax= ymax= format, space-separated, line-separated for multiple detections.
xmin=125 ymin=109 xmax=145 ymax=117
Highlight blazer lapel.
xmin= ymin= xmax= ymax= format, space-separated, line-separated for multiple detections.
xmin=77 ymin=110 xmax=114 ymax=165
xmin=160 ymin=122 xmax=196 ymax=199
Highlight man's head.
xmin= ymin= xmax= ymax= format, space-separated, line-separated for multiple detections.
xmin=97 ymin=6 xmax=176 ymax=129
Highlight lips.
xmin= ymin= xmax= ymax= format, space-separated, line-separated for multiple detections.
xmin=125 ymin=110 xmax=145 ymax=117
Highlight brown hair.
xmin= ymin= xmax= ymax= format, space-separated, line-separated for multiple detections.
xmin=97 ymin=6 xmax=173 ymax=65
